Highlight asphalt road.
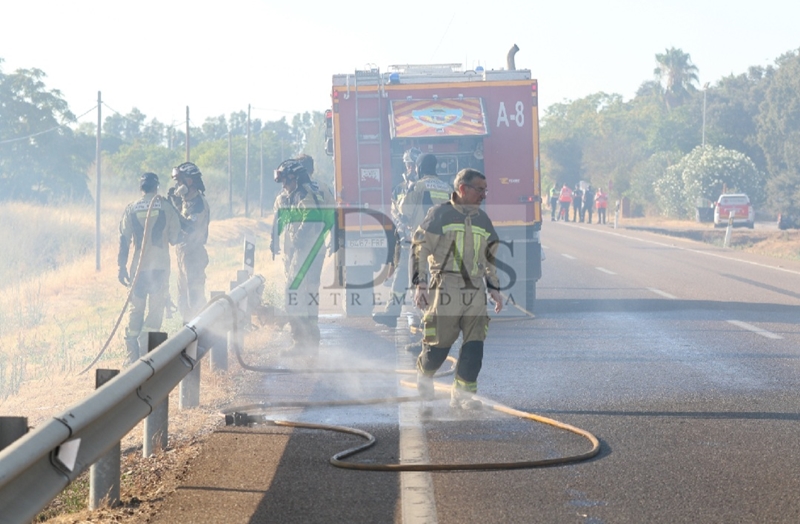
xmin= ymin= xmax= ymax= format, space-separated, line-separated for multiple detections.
xmin=154 ymin=221 xmax=800 ymax=524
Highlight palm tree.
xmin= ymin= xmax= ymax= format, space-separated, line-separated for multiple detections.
xmin=654 ymin=47 xmax=700 ymax=109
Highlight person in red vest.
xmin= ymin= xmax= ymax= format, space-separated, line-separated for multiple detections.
xmin=595 ymin=188 xmax=608 ymax=224
xmin=558 ymin=183 xmax=573 ymax=221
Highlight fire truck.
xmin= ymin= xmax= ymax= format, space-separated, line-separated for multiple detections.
xmin=324 ymin=52 xmax=542 ymax=316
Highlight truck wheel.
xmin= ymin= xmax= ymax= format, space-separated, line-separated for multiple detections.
xmin=344 ymin=266 xmax=376 ymax=317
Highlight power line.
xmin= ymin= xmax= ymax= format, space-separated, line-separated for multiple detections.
xmin=0 ymin=105 xmax=97 ymax=145
xmin=430 ymin=11 xmax=456 ymax=62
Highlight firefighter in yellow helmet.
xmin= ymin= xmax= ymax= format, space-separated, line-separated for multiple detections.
xmin=410 ymin=168 xmax=503 ymax=409
xmin=118 ymin=172 xmax=181 ymax=364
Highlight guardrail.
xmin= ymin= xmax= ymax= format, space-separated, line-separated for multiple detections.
xmin=0 ymin=274 xmax=264 ymax=524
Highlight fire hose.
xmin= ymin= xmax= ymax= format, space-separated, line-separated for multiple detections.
xmin=208 ymin=294 xmax=601 ymax=471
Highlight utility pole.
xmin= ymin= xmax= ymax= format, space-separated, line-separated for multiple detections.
xmin=185 ymin=106 xmax=190 ymax=161
xmin=95 ymin=91 xmax=102 ymax=272
xmin=245 ymin=104 xmax=251 ymax=217
xmin=228 ymin=131 xmax=233 ymax=217
xmin=259 ymin=133 xmax=264 ymax=217
xmin=702 ymin=82 xmax=709 ymax=147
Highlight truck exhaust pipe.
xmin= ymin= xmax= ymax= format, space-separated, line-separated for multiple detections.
xmin=506 ymin=44 xmax=519 ymax=70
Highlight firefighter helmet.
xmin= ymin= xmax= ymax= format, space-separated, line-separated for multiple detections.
xmin=403 ymin=147 xmax=421 ymax=164
xmin=274 ymin=159 xmax=307 ymax=183
xmin=172 ymin=162 xmax=202 ymax=180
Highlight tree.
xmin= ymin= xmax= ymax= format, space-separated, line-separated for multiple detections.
xmin=756 ymin=50 xmax=800 ymax=214
xmin=654 ymin=47 xmax=700 ymax=109
xmin=630 ymin=150 xmax=682 ymax=215
xmin=0 ymin=61 xmax=92 ymax=202
xmin=706 ymin=66 xmax=772 ymax=173
xmin=657 ymin=145 xmax=765 ymax=218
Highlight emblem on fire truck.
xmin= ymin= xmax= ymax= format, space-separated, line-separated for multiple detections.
xmin=412 ymin=107 xmax=463 ymax=131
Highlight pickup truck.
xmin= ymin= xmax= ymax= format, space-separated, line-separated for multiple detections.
xmin=713 ymin=193 xmax=754 ymax=228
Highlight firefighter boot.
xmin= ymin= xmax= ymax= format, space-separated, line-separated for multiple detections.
xmin=124 ymin=336 xmax=141 ymax=366
xmin=417 ymin=372 xmax=435 ymax=401
xmin=450 ymin=384 xmax=482 ymax=410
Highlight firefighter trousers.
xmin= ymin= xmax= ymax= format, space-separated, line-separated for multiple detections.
xmin=176 ymin=245 xmax=208 ymax=324
xmin=416 ymin=276 xmax=490 ymax=389
xmin=285 ymin=245 xmax=325 ymax=350
xmin=125 ymin=270 xmax=168 ymax=364
xmin=384 ymin=243 xmax=410 ymax=314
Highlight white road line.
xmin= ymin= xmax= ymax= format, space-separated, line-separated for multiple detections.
xmin=562 ymin=254 xmax=576 ymax=260
xmin=647 ymin=287 xmax=677 ymax=299
xmin=397 ymin=340 xmax=437 ymax=523
xmin=595 ymin=267 xmax=616 ymax=275
xmin=727 ymin=320 xmax=783 ymax=340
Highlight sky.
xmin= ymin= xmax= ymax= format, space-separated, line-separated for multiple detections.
xmin=1 ymin=0 xmax=799 ymax=129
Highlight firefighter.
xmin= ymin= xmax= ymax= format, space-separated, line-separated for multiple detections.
xmin=411 ymin=168 xmax=503 ymax=410
xmin=295 ymin=154 xmax=331 ymax=345
xmin=373 ymin=152 xmax=450 ymax=330
xmin=168 ymin=162 xmax=210 ymax=324
xmin=273 ymin=159 xmax=325 ymax=354
xmin=118 ymin=172 xmax=181 ymax=365
xmin=372 ymin=147 xmax=419 ymax=329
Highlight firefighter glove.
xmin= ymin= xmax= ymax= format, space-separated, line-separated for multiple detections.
xmin=118 ymin=266 xmax=131 ymax=287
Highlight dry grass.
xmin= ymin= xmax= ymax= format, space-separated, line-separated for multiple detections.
xmin=618 ymin=215 xmax=800 ymax=260
xmin=0 ymin=193 xmax=285 ymax=522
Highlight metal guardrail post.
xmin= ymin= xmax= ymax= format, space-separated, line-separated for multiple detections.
xmin=144 ymin=332 xmax=169 ymax=457
xmin=227 ymin=270 xmax=250 ymax=359
xmin=0 ymin=417 xmax=28 ymax=453
xmin=89 ymin=369 xmax=120 ymax=509
xmin=209 ymin=291 xmax=228 ymax=372
xmin=179 ymin=359 xmax=201 ymax=410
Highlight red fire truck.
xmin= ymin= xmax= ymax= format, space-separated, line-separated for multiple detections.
xmin=325 ymin=57 xmax=542 ymax=316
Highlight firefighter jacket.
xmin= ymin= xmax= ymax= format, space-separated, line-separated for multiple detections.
xmin=400 ymin=175 xmax=452 ymax=233
xmin=309 ymin=178 xmax=335 ymax=208
xmin=118 ymin=193 xmax=181 ymax=274
xmin=177 ymin=191 xmax=210 ymax=250
xmin=391 ymin=175 xmax=416 ymax=239
xmin=410 ymin=197 xmax=501 ymax=292
xmin=275 ymin=182 xmax=324 ymax=254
